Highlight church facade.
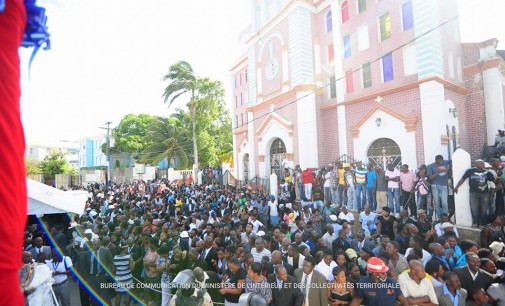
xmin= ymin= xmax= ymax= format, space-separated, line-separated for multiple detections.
xmin=230 ymin=0 xmax=505 ymax=180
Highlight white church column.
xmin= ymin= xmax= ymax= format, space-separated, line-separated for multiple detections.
xmin=247 ymin=111 xmax=256 ymax=178
xmin=296 ymin=91 xmax=318 ymax=168
xmin=419 ymin=81 xmax=445 ymax=162
xmin=233 ymin=133 xmax=238 ymax=178
xmin=257 ymin=63 xmax=263 ymax=104
xmin=453 ymin=148 xmax=472 ymax=227
xmin=483 ymin=67 xmax=505 ymax=145
xmin=337 ymin=105 xmax=348 ymax=155
xmin=282 ymin=45 xmax=289 ymax=91
xmin=405 ymin=131 xmax=418 ymax=168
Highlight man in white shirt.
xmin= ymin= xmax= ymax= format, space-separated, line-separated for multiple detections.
xmin=251 ymin=237 xmax=271 ymax=263
xmin=322 ymin=225 xmax=337 ymax=249
xmin=314 ymin=250 xmax=337 ymax=281
xmin=250 ymin=213 xmax=263 ymax=235
xmin=397 ymin=260 xmax=438 ymax=305
xmin=46 ymin=249 xmax=73 ymax=306
xmin=385 ymin=164 xmax=401 ymax=217
xmin=359 ymin=204 xmax=377 ymax=234
xmin=338 ymin=206 xmax=355 ymax=225
xmin=268 ymin=195 xmax=279 ymax=226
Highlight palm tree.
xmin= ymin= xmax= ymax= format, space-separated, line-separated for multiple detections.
xmin=162 ymin=61 xmax=199 ymax=170
xmin=138 ymin=117 xmax=190 ymax=169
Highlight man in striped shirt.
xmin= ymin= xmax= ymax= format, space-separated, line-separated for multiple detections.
xmin=355 ymin=163 xmax=368 ymax=212
xmin=251 ymin=237 xmax=271 ymax=263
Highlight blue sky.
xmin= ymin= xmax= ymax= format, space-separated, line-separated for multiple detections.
xmin=19 ymin=0 xmax=505 ymax=145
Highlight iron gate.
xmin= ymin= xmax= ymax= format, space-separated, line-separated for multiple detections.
xmin=367 ymin=138 xmax=402 ymax=170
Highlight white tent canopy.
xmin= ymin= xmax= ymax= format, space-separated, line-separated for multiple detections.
xmin=27 ymin=178 xmax=88 ymax=215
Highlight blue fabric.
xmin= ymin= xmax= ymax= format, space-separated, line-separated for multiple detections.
xmin=355 ymin=277 xmax=402 ymax=306
xmin=446 ymin=246 xmax=463 ymax=268
xmin=383 ymin=53 xmax=394 ymax=82
xmin=427 ymin=161 xmax=451 ymax=186
xmin=442 ymin=283 xmax=460 ymax=306
xmin=433 ymin=255 xmax=450 ymax=270
xmin=22 ymin=0 xmax=51 ymax=78
xmin=366 ymin=171 xmax=377 ymax=188
xmin=0 ymin=0 xmax=4 ymax=13
xmin=402 ymin=1 xmax=414 ymax=31
xmin=356 ymin=184 xmax=367 ymax=211
xmin=387 ymin=188 xmax=401 ymax=214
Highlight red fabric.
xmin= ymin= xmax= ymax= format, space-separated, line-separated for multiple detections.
xmin=302 ymin=169 xmax=314 ymax=184
xmin=0 ymin=0 xmax=27 ymax=305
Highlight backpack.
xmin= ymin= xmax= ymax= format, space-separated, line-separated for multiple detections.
xmin=417 ymin=177 xmax=430 ymax=195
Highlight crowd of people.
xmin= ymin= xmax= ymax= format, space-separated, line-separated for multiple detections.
xmin=19 ymin=154 xmax=505 ymax=306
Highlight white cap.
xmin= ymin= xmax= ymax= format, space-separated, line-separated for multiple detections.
xmin=256 ymin=231 xmax=265 ymax=237
xmin=108 ymin=205 xmax=114 ymax=209
xmin=330 ymin=215 xmax=338 ymax=222
xmin=180 ymin=231 xmax=189 ymax=238
xmin=84 ymin=229 xmax=93 ymax=235
xmin=89 ymin=210 xmax=97 ymax=217
xmin=441 ymin=222 xmax=454 ymax=230
xmin=490 ymin=241 xmax=505 ymax=256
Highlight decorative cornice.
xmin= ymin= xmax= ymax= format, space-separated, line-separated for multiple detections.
xmin=229 ymin=56 xmax=248 ymax=74
xmin=463 ymin=57 xmax=503 ymax=75
xmin=256 ymin=112 xmax=294 ymax=142
xmin=247 ymin=84 xmax=316 ymax=113
xmin=322 ymin=76 xmax=469 ymax=111
xmin=351 ymin=104 xmax=418 ymax=138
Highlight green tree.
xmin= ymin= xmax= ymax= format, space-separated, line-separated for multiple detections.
xmin=39 ymin=151 xmax=71 ymax=176
xmin=162 ymin=62 xmax=233 ymax=168
xmin=137 ymin=116 xmax=191 ymax=169
xmin=193 ymin=78 xmax=232 ymax=167
xmin=25 ymin=158 xmax=41 ymax=174
xmin=102 ymin=114 xmax=157 ymax=155
xmin=162 ymin=61 xmax=199 ymax=169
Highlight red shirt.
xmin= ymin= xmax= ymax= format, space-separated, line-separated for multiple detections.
xmin=302 ymin=169 xmax=315 ymax=184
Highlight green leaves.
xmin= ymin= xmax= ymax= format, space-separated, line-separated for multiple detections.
xmin=98 ymin=61 xmax=235 ymax=169
xmin=161 ymin=61 xmax=232 ymax=168
xmin=109 ymin=114 xmax=158 ymax=154
xmin=137 ymin=116 xmax=191 ymax=168
xmin=25 ymin=158 xmax=41 ymax=174
xmin=38 ymin=151 xmax=73 ymax=176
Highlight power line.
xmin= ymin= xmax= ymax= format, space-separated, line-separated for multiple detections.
xmin=231 ymin=15 xmax=460 ymax=131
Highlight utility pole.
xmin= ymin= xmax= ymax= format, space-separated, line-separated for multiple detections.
xmin=99 ymin=121 xmax=112 ymax=187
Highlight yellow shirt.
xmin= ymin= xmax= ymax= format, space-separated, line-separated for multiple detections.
xmin=176 ymin=199 xmax=183 ymax=211
xmin=338 ymin=169 xmax=345 ymax=185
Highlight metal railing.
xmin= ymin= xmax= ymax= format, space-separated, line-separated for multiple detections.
xmin=223 ymin=171 xmax=270 ymax=194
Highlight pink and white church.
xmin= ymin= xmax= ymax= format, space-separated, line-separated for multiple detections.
xmin=230 ymin=0 xmax=505 ymax=180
